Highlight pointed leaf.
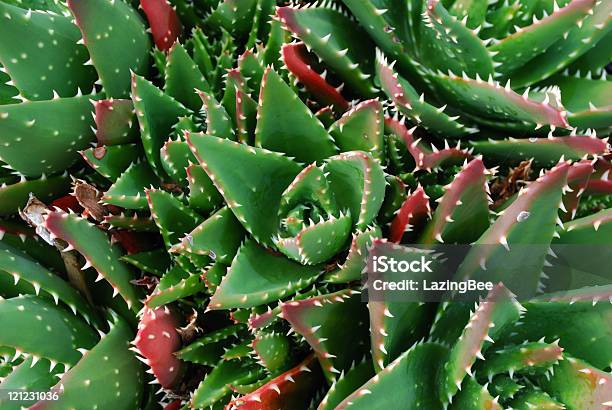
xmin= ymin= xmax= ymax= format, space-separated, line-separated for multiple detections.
xmin=329 ymin=99 xmax=385 ymax=161
xmin=255 ymin=68 xmax=337 ymax=163
xmin=45 ymin=210 xmax=143 ymax=311
xmin=0 ymin=295 xmax=98 ymax=367
xmin=146 ymin=189 xmax=203 ymax=248
xmin=209 ymin=239 xmax=321 ymax=309
xmin=281 ymin=288 xmax=369 ymax=381
xmin=336 ymin=343 xmax=449 ymax=409
xmin=141 ymin=0 xmax=182 ymax=52
xmin=419 ymin=158 xmax=490 ymax=244
xmin=31 ymin=315 xmax=144 ymax=410
xmin=68 ymin=0 xmax=151 ymax=98
xmin=172 ymin=206 xmax=245 ymax=264
xmin=164 ymin=42 xmax=208 ymax=111
xmin=131 ymin=74 xmax=190 ymax=179
xmin=187 ymin=133 xmax=302 ymax=246
xmin=103 ymin=161 xmax=160 ymax=209
xmin=0 ymin=3 xmax=96 ymax=100
xmin=324 ymin=151 xmax=386 ymax=229
xmin=93 ymin=98 xmax=138 ymax=146
xmin=0 ymin=96 xmax=96 ymax=176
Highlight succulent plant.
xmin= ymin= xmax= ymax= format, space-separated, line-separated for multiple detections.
xmin=0 ymin=0 xmax=610 ymax=409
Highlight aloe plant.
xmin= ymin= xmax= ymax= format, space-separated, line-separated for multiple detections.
xmin=0 ymin=0 xmax=610 ymax=409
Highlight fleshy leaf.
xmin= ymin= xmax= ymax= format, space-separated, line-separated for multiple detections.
xmin=277 ymin=5 xmax=377 ymax=97
xmin=281 ymin=288 xmax=369 ymax=381
xmin=0 ymin=295 xmax=98 ymax=367
xmin=146 ymin=189 xmax=203 ymax=248
xmin=141 ymin=0 xmax=182 ymax=52
xmin=160 ymin=138 xmax=196 ymax=185
xmin=324 ymin=224 xmax=382 ymax=283
xmin=0 ymin=2 xmax=96 ymax=100
xmin=186 ymin=163 xmax=224 ymax=214
xmin=191 ymin=359 xmax=262 ymax=408
xmin=420 ymin=0 xmax=494 ymax=78
xmin=0 ymin=174 xmax=70 ymax=216
xmin=324 ymin=151 xmax=386 ymax=229
xmin=164 ymin=42 xmax=208 ymax=111
xmin=93 ymin=99 xmax=137 ymax=146
xmin=389 ymin=187 xmax=432 ymax=243
xmin=146 ymin=265 xmax=205 ymax=308
xmin=252 ymin=331 xmax=292 ymax=372
xmin=133 ymin=306 xmax=183 ymax=389
xmin=205 ymin=0 xmax=258 ymax=39
xmin=131 ymin=74 xmax=190 ymax=179
xmin=509 ymin=0 xmax=612 ymax=87
xmin=197 ymin=89 xmax=236 ymax=140
xmin=81 ymin=144 xmax=142 ymax=181
xmin=335 ymin=342 xmax=449 ymax=409
xmin=536 ymin=356 xmax=612 ymax=409
xmin=104 ymin=161 xmax=160 ymax=210
xmin=377 ymin=54 xmax=474 ymax=137
xmin=255 ymin=68 xmax=337 ymax=163
xmin=450 ymin=377 xmax=503 ymax=410
xmin=430 ymin=72 xmax=570 ymax=129
xmin=329 ymin=99 xmax=385 ymax=161
xmin=470 ymin=135 xmax=607 ymax=166
xmin=455 ymin=161 xmax=569 ymax=298
xmin=318 ymin=359 xmax=375 ymax=410
xmin=120 ymin=248 xmax=171 ymax=276
xmin=209 ymin=239 xmax=321 ymax=309
xmin=0 ymin=96 xmax=96 ymax=177
xmin=419 ymin=158 xmax=490 ymax=244
xmin=172 ymin=206 xmax=245 ymax=264
xmin=68 ymin=0 xmax=151 ymax=98
xmin=439 ymin=284 xmax=523 ymax=404
xmin=187 ymin=133 xmax=302 ymax=246
xmin=281 ymin=42 xmax=349 ymax=112
xmin=0 ymin=241 xmax=95 ymax=322
xmin=45 ymin=210 xmax=143 ymax=311
xmin=501 ymin=298 xmax=612 ymax=370
xmin=227 ymin=355 xmax=324 ymax=410
xmin=0 ymin=356 xmax=60 ymax=409
xmin=489 ymin=0 xmax=597 ymax=75
xmin=31 ymin=315 xmax=144 ymax=410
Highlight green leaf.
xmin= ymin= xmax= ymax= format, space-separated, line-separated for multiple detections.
xmin=172 ymin=206 xmax=245 ymax=265
xmin=489 ymin=0 xmax=597 ymax=75
xmin=324 ymin=151 xmax=386 ymax=229
xmin=68 ymin=0 xmax=151 ymax=98
xmin=103 ymin=161 xmax=160 ymax=210
xmin=45 ymin=211 xmax=143 ymax=311
xmin=335 ymin=343 xmax=449 ymax=409
xmin=281 ymin=288 xmax=369 ymax=382
xmin=187 ymin=133 xmax=302 ymax=246
xmin=419 ymin=158 xmax=490 ymax=244
xmin=131 ymin=74 xmax=190 ymax=179
xmin=420 ymin=0 xmax=493 ymax=78
xmin=33 ymin=315 xmax=144 ymax=410
xmin=255 ymin=68 xmax=337 ymax=163
xmin=209 ymin=239 xmax=321 ymax=309
xmin=0 ymin=2 xmax=96 ymax=100
xmin=146 ymin=189 xmax=203 ymax=248
xmin=0 ymin=295 xmax=98 ymax=367
xmin=0 ymin=174 xmax=70 ymax=216
xmin=81 ymin=144 xmax=142 ymax=181
xmin=329 ymin=99 xmax=385 ymax=161
xmin=277 ymin=6 xmax=377 ymax=97
xmin=164 ymin=42 xmax=209 ymax=111
xmin=0 ymin=96 xmax=96 ymax=177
